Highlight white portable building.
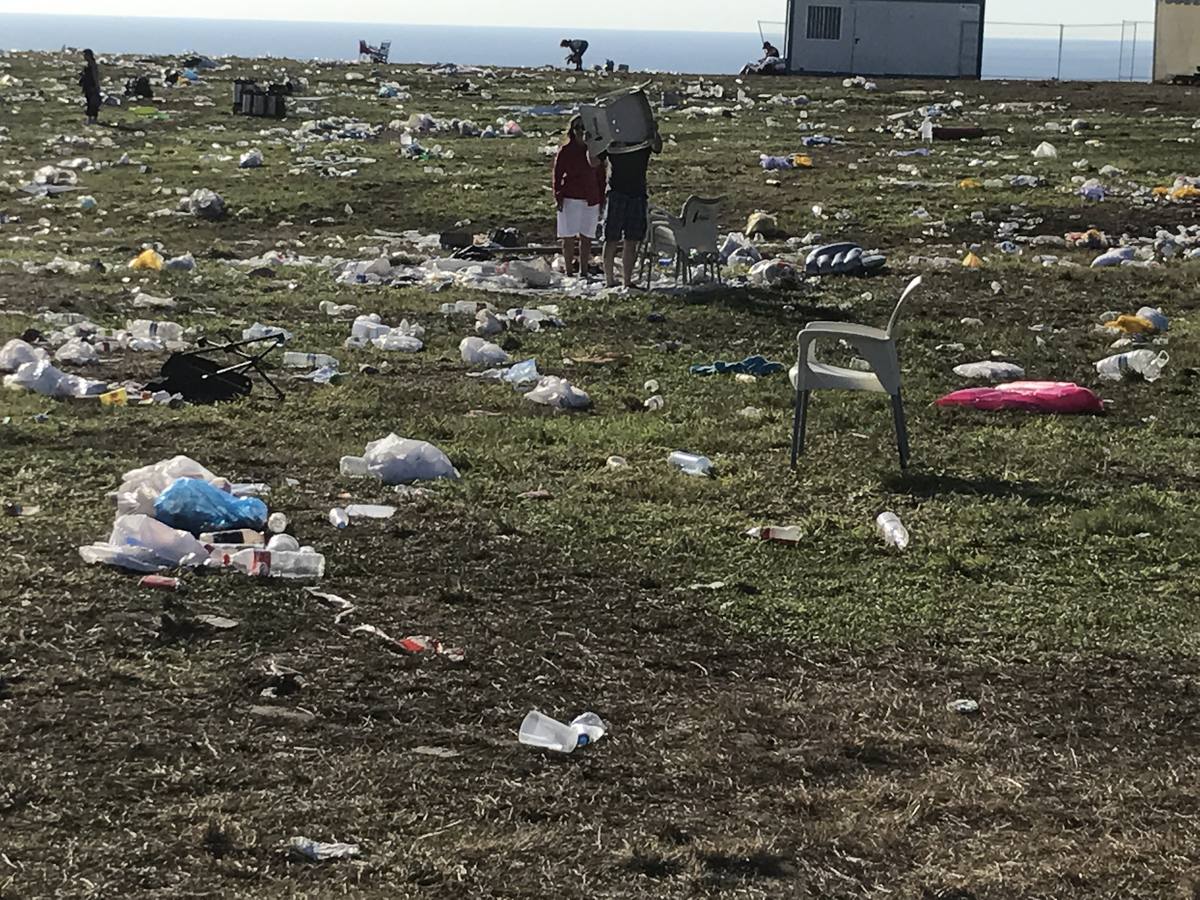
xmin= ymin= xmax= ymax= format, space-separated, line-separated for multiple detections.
xmin=783 ymin=0 xmax=986 ymax=78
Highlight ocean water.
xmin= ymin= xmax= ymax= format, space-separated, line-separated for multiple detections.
xmin=0 ymin=14 xmax=1153 ymax=81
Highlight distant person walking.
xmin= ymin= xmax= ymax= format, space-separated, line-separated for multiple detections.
xmin=553 ymin=115 xmax=606 ymax=278
xmin=592 ymin=125 xmax=663 ymax=289
xmin=79 ymin=49 xmax=102 ymax=124
xmin=561 ymin=38 xmax=589 ymax=72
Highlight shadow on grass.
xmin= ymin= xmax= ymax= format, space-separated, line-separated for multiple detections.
xmin=885 ymin=470 xmax=1080 ymax=507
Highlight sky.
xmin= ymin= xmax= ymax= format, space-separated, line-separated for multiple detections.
xmin=4 ymin=0 xmax=1159 ymax=30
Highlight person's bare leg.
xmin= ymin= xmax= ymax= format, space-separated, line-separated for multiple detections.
xmin=561 ymin=237 xmax=576 ymax=278
xmin=577 ymin=237 xmax=592 ymax=277
xmin=621 ymin=240 xmax=639 ymax=288
xmin=604 ymin=241 xmax=619 ymax=287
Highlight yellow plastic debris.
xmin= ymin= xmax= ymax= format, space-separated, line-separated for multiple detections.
xmin=962 ymin=251 xmax=983 ymax=269
xmin=129 ymin=249 xmax=164 ymax=271
xmin=1169 ymin=185 xmax=1200 ymax=201
xmin=791 ymin=154 xmax=813 ymax=168
xmin=99 ymin=387 xmax=127 ymax=407
xmin=1104 ymin=314 xmax=1157 ymax=335
xmin=1152 ymin=186 xmax=1170 ymax=198
xmin=958 ymin=177 xmax=982 ymax=190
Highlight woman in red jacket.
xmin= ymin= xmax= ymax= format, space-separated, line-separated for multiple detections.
xmin=552 ymin=115 xmax=606 ymax=278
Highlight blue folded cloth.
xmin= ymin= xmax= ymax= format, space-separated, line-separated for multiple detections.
xmin=689 ymin=355 xmax=785 ymax=377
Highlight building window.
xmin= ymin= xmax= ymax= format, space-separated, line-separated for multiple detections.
xmin=806 ymin=5 xmax=842 ymax=40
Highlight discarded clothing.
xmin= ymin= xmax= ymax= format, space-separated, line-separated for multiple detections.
xmin=690 ymin=355 xmax=784 ymax=377
xmin=937 ymin=382 xmax=1103 ymax=414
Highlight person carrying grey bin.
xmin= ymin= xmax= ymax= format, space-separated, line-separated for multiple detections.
xmin=589 ymin=125 xmax=663 ymax=289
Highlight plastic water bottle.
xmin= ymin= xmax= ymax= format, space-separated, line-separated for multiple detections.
xmin=267 ymin=512 xmax=289 ymax=534
xmin=1095 ymin=349 xmax=1169 ymax=382
xmin=746 ymin=525 xmax=803 ymax=543
xmin=518 ymin=711 xmax=607 ymax=753
xmin=668 ymin=450 xmax=713 ymax=477
xmin=328 ymin=507 xmax=349 ymax=529
xmin=283 ymin=351 xmax=339 ymax=369
xmin=340 ymin=455 xmax=370 ymax=478
xmin=876 ymin=511 xmax=910 ymax=550
xmin=919 ymin=118 xmax=934 ymax=143
xmin=199 ymin=528 xmax=264 ymax=546
xmin=345 ymin=504 xmax=396 ymax=519
xmin=229 ymin=548 xmax=326 ymax=578
xmin=127 ymin=319 xmax=183 ymax=342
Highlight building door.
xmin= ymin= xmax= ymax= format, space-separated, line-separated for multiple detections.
xmin=848 ymin=1 xmax=975 ymax=76
xmin=792 ymin=1 xmax=855 ymax=73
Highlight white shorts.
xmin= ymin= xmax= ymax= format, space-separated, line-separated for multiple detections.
xmin=557 ymin=198 xmax=601 ymax=239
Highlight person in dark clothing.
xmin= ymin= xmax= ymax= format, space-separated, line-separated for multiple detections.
xmin=79 ymin=49 xmax=101 ymax=124
xmin=553 ymin=115 xmax=607 ymax=278
xmin=590 ymin=125 xmax=663 ymax=288
xmin=740 ymin=41 xmax=785 ymax=76
xmin=560 ymin=38 xmax=589 ymax=72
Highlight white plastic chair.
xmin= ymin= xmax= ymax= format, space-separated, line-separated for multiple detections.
xmin=637 ymin=196 xmax=722 ymax=286
xmin=672 ymin=196 xmax=722 ymax=284
xmin=790 ymin=276 xmax=922 ymax=470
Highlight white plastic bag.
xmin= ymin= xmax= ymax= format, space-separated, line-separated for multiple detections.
xmin=0 ymin=338 xmax=49 ymax=372
xmin=342 ymin=433 xmax=459 ymax=484
xmin=54 ymin=338 xmax=98 ymax=365
xmin=460 ymin=336 xmax=509 ymax=367
xmin=115 ymin=455 xmax=225 ymax=517
xmin=524 ymin=376 xmax=591 ymax=410
xmin=372 ymin=332 xmax=424 ymax=352
xmin=952 ymin=361 xmax=1025 ymax=382
xmin=3 ymin=359 xmax=106 ymax=398
xmin=78 ymin=513 xmax=208 ymax=572
xmin=1032 ymin=141 xmax=1058 ymax=159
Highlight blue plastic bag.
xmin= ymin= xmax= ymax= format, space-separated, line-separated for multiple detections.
xmin=153 ymin=478 xmax=268 ymax=535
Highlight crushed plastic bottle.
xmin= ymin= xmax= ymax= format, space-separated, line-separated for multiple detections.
xmin=606 ymin=455 xmax=629 ymax=469
xmin=876 ymin=511 xmax=910 ymax=550
xmin=1094 ymin=349 xmax=1169 ymax=382
xmin=746 ymin=525 xmax=803 ymax=543
xmin=345 ymin=504 xmax=396 ymax=519
xmin=127 ymin=319 xmax=184 ymax=342
xmin=283 ymin=351 xmax=339 ymax=369
xmin=668 ymin=450 xmax=713 ymax=477
xmin=229 ymin=548 xmax=325 ymax=578
xmin=199 ymin=528 xmax=264 ymax=546
xmin=339 ymin=455 xmax=371 ymax=478
xmin=328 ymin=507 xmax=349 ymax=529
xmin=644 ymin=394 xmax=665 ymax=411
xmin=518 ymin=710 xmax=607 ymax=753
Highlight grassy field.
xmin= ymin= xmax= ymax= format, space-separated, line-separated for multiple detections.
xmin=2 ymin=49 xmax=1200 ymax=898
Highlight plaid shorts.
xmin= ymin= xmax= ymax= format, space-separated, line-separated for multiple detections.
xmin=603 ymin=191 xmax=648 ymax=242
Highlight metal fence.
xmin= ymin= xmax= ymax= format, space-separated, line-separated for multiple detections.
xmin=983 ymin=20 xmax=1153 ymax=82
xmin=758 ymin=16 xmax=1154 ymax=82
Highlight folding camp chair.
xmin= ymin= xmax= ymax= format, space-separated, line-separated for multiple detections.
xmin=148 ymin=334 xmax=286 ymax=403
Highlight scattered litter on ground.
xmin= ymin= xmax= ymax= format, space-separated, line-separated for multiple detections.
xmin=518 ymin=710 xmax=606 ymax=753
xmin=876 ymin=511 xmax=909 ymax=550
xmin=668 ymin=450 xmax=713 ymax=477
